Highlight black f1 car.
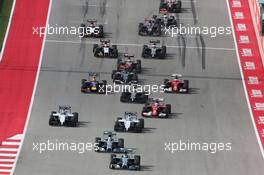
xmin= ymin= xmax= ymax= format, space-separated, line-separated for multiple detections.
xmin=109 ymin=153 xmax=141 ymax=171
xmin=112 ymin=70 xmax=138 ymax=84
xmin=142 ymin=98 xmax=171 ymax=118
xmin=93 ymin=40 xmax=118 ymax=58
xmin=120 ymin=90 xmax=148 ymax=104
xmin=163 ymin=74 xmax=189 ymax=93
xmin=49 ymin=106 xmax=78 ymax=127
xmin=114 ymin=112 xmax=144 ymax=133
xmin=81 ymin=73 xmax=107 ymax=94
xmin=159 ymin=0 xmax=182 ymax=13
xmin=117 ymin=54 xmax=141 ymax=73
xmin=142 ymin=40 xmax=166 ymax=59
xmin=138 ymin=17 xmax=162 ymax=36
xmin=155 ymin=13 xmax=177 ymax=27
xmin=95 ymin=131 xmax=125 ymax=153
xmin=80 ymin=19 xmax=104 ymax=38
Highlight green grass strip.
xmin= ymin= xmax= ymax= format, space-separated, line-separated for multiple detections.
xmin=0 ymin=0 xmax=14 ymax=51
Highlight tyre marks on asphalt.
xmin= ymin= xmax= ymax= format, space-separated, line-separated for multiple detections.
xmin=83 ymin=0 xmax=89 ymax=19
xmin=99 ymin=0 xmax=107 ymax=18
xmin=190 ymin=0 xmax=206 ymax=69
xmin=195 ymin=34 xmax=206 ymax=69
xmin=175 ymin=13 xmax=187 ymax=68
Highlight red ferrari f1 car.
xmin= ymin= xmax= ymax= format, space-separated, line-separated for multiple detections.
xmin=141 ymin=98 xmax=171 ymax=118
xmin=163 ymin=74 xmax=189 ymax=93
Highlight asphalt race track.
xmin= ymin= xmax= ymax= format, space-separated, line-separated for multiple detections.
xmin=14 ymin=0 xmax=264 ymax=174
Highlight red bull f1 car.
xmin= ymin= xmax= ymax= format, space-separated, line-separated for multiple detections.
xmin=81 ymin=73 xmax=107 ymax=94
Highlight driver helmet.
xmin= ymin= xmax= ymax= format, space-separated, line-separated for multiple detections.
xmin=91 ymin=74 xmax=97 ymax=81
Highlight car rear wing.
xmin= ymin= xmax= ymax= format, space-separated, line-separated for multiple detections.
xmin=124 ymin=54 xmax=135 ymax=58
xmin=148 ymin=98 xmax=164 ymax=102
xmin=88 ymin=72 xmax=100 ymax=79
xmin=100 ymin=39 xmax=110 ymax=43
xmin=171 ymin=74 xmax=182 ymax=78
xmin=103 ymin=131 xmax=116 ymax=136
xmin=149 ymin=40 xmax=160 ymax=44
xmin=87 ymin=19 xmax=97 ymax=23
xmin=124 ymin=111 xmax=138 ymax=117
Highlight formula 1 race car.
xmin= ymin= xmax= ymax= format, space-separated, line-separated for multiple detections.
xmin=138 ymin=17 xmax=162 ymax=36
xmin=114 ymin=112 xmax=144 ymax=133
xmin=117 ymin=54 xmax=141 ymax=73
xmin=142 ymin=98 xmax=171 ymax=118
xmin=49 ymin=106 xmax=78 ymax=127
xmin=80 ymin=19 xmax=104 ymax=38
xmin=95 ymin=131 xmax=125 ymax=153
xmin=81 ymin=73 xmax=107 ymax=94
xmin=112 ymin=70 xmax=138 ymax=84
xmin=163 ymin=74 xmax=189 ymax=93
xmin=159 ymin=0 xmax=182 ymax=13
xmin=120 ymin=90 xmax=148 ymax=104
xmin=109 ymin=153 xmax=141 ymax=171
xmin=93 ymin=40 xmax=118 ymax=58
xmin=155 ymin=13 xmax=177 ymax=27
xmin=142 ymin=40 xmax=166 ymax=59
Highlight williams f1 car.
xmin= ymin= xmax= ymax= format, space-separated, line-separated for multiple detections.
xmin=80 ymin=19 xmax=104 ymax=38
xmin=163 ymin=74 xmax=189 ymax=93
xmin=142 ymin=40 xmax=166 ymax=59
xmin=117 ymin=54 xmax=141 ymax=73
xmin=49 ymin=106 xmax=78 ymax=127
xmin=95 ymin=131 xmax=125 ymax=153
xmin=109 ymin=152 xmax=141 ymax=171
xmin=159 ymin=0 xmax=182 ymax=13
xmin=93 ymin=39 xmax=118 ymax=58
xmin=112 ymin=70 xmax=138 ymax=84
xmin=114 ymin=112 xmax=144 ymax=133
xmin=142 ymin=98 xmax=171 ymax=118
xmin=81 ymin=73 xmax=107 ymax=94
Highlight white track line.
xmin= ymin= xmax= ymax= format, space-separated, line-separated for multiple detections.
xmin=225 ymin=0 xmax=264 ymax=159
xmin=46 ymin=39 xmax=235 ymax=51
xmin=2 ymin=142 xmax=20 ymax=146
xmin=0 ymin=160 xmax=13 ymax=163
xmin=0 ymin=149 xmax=18 ymax=152
xmin=0 ymin=0 xmax=16 ymax=62
xmin=10 ymin=0 xmax=53 ymax=175
xmin=0 ymin=169 xmax=12 ymax=173
xmin=0 ymin=154 xmax=16 ymax=157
